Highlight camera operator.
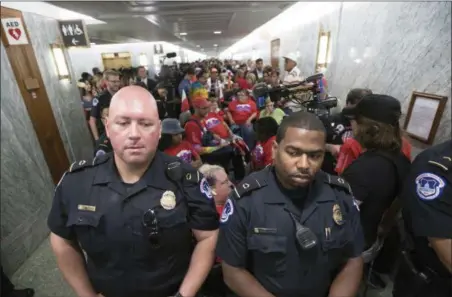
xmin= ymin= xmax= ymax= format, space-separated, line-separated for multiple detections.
xmin=281 ymin=53 xmax=315 ymax=113
xmin=321 ymin=88 xmax=373 ymax=175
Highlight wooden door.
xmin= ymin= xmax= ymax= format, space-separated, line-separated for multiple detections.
xmin=1 ymin=7 xmax=70 ymax=184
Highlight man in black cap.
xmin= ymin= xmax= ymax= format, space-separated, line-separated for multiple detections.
xmin=341 ymin=94 xmax=411 ymax=289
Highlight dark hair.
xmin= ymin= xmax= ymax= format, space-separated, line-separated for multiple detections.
xmin=137 ymin=66 xmax=146 ymax=71
xmin=255 ymin=117 xmax=279 ymax=142
xmin=346 ymin=88 xmax=372 ymax=105
xmin=276 ymin=111 xmax=326 ymax=143
xmin=186 ymin=67 xmax=195 ymax=75
xmin=355 ymin=116 xmax=402 ymax=152
xmin=158 ymin=134 xmax=174 ymax=151
xmin=255 ymin=58 xmax=263 ymax=64
xmin=196 ymin=70 xmax=206 ymax=79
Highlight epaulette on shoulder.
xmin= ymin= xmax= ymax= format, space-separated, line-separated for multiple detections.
xmin=428 ymin=155 xmax=451 ymax=172
xmin=68 ymin=154 xmax=110 ymax=173
xmin=232 ymin=174 xmax=267 ymax=200
xmin=324 ymin=173 xmax=352 ymax=195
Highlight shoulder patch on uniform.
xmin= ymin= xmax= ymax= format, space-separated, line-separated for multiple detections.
xmin=325 ymin=174 xmax=352 ymax=194
xmin=200 ymin=177 xmax=213 ymax=199
xmin=415 ymin=172 xmax=446 ymax=201
xmin=232 ymin=176 xmax=267 ymax=200
xmin=92 ymin=98 xmax=99 ymax=106
xmin=220 ymin=199 xmax=234 ymax=223
xmin=427 ymin=155 xmax=451 ymax=172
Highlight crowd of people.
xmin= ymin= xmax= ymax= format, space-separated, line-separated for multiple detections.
xmin=40 ymin=55 xmax=451 ymax=297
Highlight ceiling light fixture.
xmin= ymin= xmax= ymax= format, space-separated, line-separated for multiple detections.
xmin=196 ymin=45 xmax=200 ymax=47
xmin=213 ymin=31 xmax=222 ymax=34
xmin=213 ymin=44 xmax=218 ymax=47
xmin=179 ymin=32 xmax=187 ymax=36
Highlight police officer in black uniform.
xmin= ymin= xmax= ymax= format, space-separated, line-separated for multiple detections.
xmin=48 ymin=86 xmax=219 ymax=297
xmin=216 ymin=111 xmax=365 ymax=297
xmin=393 ymin=140 xmax=452 ymax=297
xmin=89 ymin=70 xmax=121 ymax=141
xmin=322 ymin=88 xmax=373 ymax=174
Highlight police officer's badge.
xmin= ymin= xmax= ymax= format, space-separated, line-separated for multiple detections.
xmin=160 ymin=191 xmax=176 ymax=210
xmin=200 ymin=177 xmax=213 ymax=199
xmin=333 ymin=204 xmax=344 ymax=225
xmin=220 ymin=199 xmax=234 ymax=223
xmin=415 ymin=173 xmax=446 ymax=200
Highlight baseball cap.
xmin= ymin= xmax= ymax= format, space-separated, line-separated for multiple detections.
xmin=193 ymin=99 xmax=211 ymax=109
xmin=343 ymin=94 xmax=402 ymax=125
xmin=161 ymin=118 xmax=185 ymax=135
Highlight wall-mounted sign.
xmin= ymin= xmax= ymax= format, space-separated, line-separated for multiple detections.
xmin=1 ymin=17 xmax=29 ymax=45
xmin=58 ymin=20 xmax=90 ymax=47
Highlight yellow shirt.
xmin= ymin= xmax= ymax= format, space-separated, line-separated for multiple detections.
xmin=259 ymin=108 xmax=286 ymax=125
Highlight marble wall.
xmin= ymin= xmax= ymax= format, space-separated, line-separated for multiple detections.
xmin=0 ymin=43 xmax=55 ymax=275
xmin=230 ymin=2 xmax=451 ymax=151
xmin=23 ymin=12 xmax=94 ymax=162
xmin=1 ymin=11 xmax=94 ymax=274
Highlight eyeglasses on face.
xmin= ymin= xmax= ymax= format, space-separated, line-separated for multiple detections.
xmin=142 ymin=208 xmax=160 ymax=248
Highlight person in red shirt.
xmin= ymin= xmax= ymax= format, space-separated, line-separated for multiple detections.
xmin=184 ymin=99 xmax=246 ymax=181
xmin=252 ymin=117 xmax=279 ymax=171
xmin=227 ymin=89 xmax=258 ymax=150
xmin=209 ymin=97 xmax=226 ymax=121
xmin=158 ymin=118 xmax=202 ymax=168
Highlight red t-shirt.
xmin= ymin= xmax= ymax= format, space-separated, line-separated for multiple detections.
xmin=204 ymin=112 xmax=230 ymax=139
xmin=252 ymin=136 xmax=275 ymax=169
xmin=164 ymin=140 xmax=199 ymax=163
xmin=228 ymin=99 xmax=257 ymax=125
xmin=184 ymin=114 xmax=230 ymax=146
xmin=236 ymin=77 xmax=249 ymax=90
xmin=335 ymin=137 xmax=412 ymax=175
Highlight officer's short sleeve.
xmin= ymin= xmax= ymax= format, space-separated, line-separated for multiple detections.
xmin=182 ymin=168 xmax=219 ymax=231
xmin=90 ymin=101 xmax=100 ymax=119
xmin=47 ymin=174 xmax=75 ymax=240
xmin=216 ymin=197 xmax=249 ymax=268
xmin=346 ymin=196 xmax=365 ymax=257
xmin=403 ymin=166 xmax=452 ymax=239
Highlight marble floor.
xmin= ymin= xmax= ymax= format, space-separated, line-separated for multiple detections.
xmin=10 ymin=238 xmax=393 ymax=297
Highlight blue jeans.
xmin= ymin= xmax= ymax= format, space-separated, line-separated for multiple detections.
xmin=231 ymin=124 xmax=255 ymax=150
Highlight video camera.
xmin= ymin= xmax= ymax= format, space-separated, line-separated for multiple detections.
xmin=252 ymin=73 xmax=338 ymax=117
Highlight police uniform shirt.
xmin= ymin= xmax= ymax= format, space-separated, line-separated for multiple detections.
xmin=216 ymin=167 xmax=364 ymax=297
xmin=47 ymin=151 xmax=219 ymax=297
xmin=90 ymin=91 xmax=112 ymax=120
xmin=400 ymin=140 xmax=451 ymax=276
xmin=342 ymin=150 xmax=411 ymax=247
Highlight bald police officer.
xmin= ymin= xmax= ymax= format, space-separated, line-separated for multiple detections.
xmin=216 ymin=112 xmax=364 ymax=297
xmin=393 ymin=140 xmax=451 ymax=297
xmin=48 ymin=86 xmax=219 ymax=297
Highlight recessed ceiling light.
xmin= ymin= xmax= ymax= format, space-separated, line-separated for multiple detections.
xmin=196 ymin=45 xmax=200 ymax=47
xmin=213 ymin=44 xmax=218 ymax=47
xmin=90 ymin=42 xmax=96 ymax=45
xmin=213 ymin=31 xmax=222 ymax=34
xmin=179 ymin=32 xmax=187 ymax=36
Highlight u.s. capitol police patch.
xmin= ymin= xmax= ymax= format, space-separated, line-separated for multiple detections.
xmin=415 ymin=172 xmax=445 ymax=201
xmin=200 ymin=177 xmax=213 ymax=199
xmin=220 ymin=199 xmax=234 ymax=223
xmin=92 ymin=98 xmax=99 ymax=106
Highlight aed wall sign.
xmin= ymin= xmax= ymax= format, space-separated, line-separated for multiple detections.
xmin=1 ymin=17 xmax=29 ymax=45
